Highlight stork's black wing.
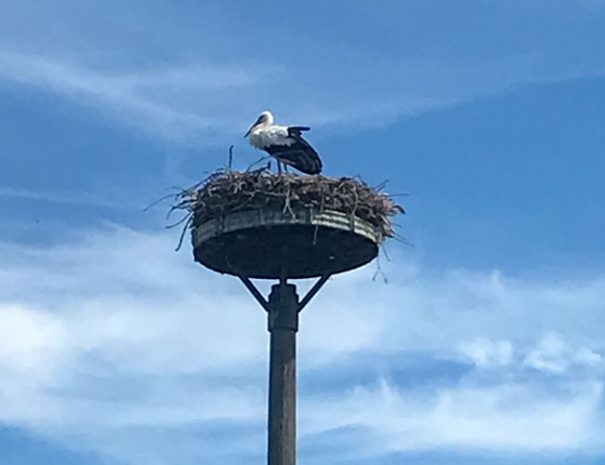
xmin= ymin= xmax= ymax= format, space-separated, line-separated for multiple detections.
xmin=265 ymin=127 xmax=322 ymax=175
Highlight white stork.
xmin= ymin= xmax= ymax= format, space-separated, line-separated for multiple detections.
xmin=244 ymin=110 xmax=323 ymax=175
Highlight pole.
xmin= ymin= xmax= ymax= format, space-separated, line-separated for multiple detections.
xmin=267 ymin=281 xmax=299 ymax=465
xmin=238 ymin=274 xmax=331 ymax=464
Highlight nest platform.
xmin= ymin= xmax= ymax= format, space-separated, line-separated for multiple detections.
xmin=174 ymin=170 xmax=403 ymax=280
xmin=193 ymin=207 xmax=379 ymax=279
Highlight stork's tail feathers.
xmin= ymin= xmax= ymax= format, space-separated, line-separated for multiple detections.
xmin=259 ymin=125 xmax=322 ymax=175
xmin=276 ymin=150 xmax=322 ymax=175
xmin=287 ymin=126 xmax=311 ymax=137
xmin=297 ymin=153 xmax=322 ymax=174
xmin=266 ymin=130 xmax=323 ymax=175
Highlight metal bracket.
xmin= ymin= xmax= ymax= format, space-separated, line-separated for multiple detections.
xmin=238 ymin=275 xmax=270 ymax=312
xmin=238 ymin=273 xmax=332 ymax=314
xmin=297 ymin=273 xmax=331 ymax=312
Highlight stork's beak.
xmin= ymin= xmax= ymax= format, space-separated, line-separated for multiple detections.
xmin=244 ymin=116 xmax=263 ymax=138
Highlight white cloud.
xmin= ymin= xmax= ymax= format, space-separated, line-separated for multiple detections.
xmin=0 ymin=304 xmax=67 ymax=374
xmin=1 ymin=227 xmax=605 ymax=464
xmin=458 ymin=337 xmax=513 ymax=368
xmin=524 ymin=332 xmax=603 ymax=374
xmin=301 ymin=379 xmax=604 ymax=452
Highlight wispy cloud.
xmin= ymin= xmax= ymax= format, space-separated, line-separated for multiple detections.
xmin=1 ymin=45 xmax=604 ymax=144
xmin=524 ymin=332 xmax=602 ymax=374
xmin=458 ymin=337 xmax=514 ymax=368
xmin=1 ymin=226 xmax=604 ymax=463
xmin=302 ymin=379 xmax=604 ymax=453
xmin=0 ymin=185 xmax=139 ymax=209
xmin=0 ymin=51 xmax=274 ymax=141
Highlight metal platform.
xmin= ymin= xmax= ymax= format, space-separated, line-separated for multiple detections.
xmin=192 ymin=207 xmax=380 ymax=279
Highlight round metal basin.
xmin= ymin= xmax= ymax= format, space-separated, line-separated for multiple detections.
xmin=192 ymin=208 xmax=380 ymax=279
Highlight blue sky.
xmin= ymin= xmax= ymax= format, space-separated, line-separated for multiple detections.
xmin=1 ymin=1 xmax=605 ymax=464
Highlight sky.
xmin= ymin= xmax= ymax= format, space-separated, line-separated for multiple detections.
xmin=1 ymin=1 xmax=605 ymax=464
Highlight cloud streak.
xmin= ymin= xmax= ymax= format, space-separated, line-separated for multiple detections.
xmin=0 ymin=185 xmax=139 ymax=210
xmin=302 ymin=379 xmax=604 ymax=453
xmin=1 ymin=46 xmax=604 ymax=144
xmin=0 ymin=51 xmax=272 ymax=141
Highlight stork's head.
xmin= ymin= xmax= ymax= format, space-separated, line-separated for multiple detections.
xmin=244 ymin=110 xmax=274 ymax=137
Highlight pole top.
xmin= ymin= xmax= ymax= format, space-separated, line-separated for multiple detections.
xmin=268 ymin=283 xmax=299 ymax=331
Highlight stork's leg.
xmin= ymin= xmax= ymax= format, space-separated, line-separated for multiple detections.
xmin=284 ymin=163 xmax=289 ymax=173
xmin=277 ymin=161 xmax=282 ymax=174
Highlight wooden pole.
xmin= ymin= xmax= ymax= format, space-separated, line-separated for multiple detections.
xmin=267 ymin=282 xmax=299 ymax=465
xmin=238 ymin=275 xmax=331 ymax=465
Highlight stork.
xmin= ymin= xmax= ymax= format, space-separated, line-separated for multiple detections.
xmin=244 ymin=110 xmax=323 ymax=175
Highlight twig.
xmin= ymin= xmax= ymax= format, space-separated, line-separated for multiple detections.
xmin=372 ymin=256 xmax=388 ymax=284
xmin=282 ymin=185 xmax=295 ymax=219
xmin=166 ymin=212 xmax=193 ymax=229
xmin=143 ymin=192 xmax=179 ymax=212
xmin=228 ymin=145 xmax=234 ymax=171
xmin=174 ymin=216 xmax=193 ymax=251
xmin=246 ymin=155 xmax=271 ymax=172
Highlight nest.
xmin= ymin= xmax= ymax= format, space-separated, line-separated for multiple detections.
xmin=171 ymin=169 xmax=404 ymax=244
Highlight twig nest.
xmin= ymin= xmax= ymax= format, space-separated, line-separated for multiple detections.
xmin=174 ymin=169 xmax=404 ymax=279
